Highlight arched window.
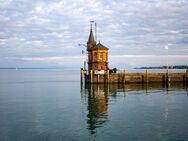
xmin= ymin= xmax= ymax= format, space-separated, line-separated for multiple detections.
xmin=100 ymin=53 xmax=103 ymax=61
xmin=94 ymin=52 xmax=97 ymax=61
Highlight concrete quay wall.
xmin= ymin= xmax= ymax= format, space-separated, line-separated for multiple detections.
xmin=82 ymin=70 xmax=188 ymax=84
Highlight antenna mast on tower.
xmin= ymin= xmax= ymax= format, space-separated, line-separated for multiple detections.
xmin=95 ymin=22 xmax=97 ymax=43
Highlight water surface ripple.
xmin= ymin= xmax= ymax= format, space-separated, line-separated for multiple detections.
xmin=0 ymin=69 xmax=188 ymax=141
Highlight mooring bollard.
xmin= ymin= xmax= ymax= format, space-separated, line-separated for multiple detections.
xmin=97 ymin=74 xmax=99 ymax=84
xmin=186 ymin=69 xmax=188 ymax=84
xmin=166 ymin=69 xmax=169 ymax=84
xmin=80 ymin=68 xmax=83 ymax=84
xmin=107 ymin=70 xmax=109 ymax=83
xmin=124 ymin=69 xmax=126 ymax=84
xmin=90 ymin=70 xmax=93 ymax=84
xmin=146 ymin=69 xmax=148 ymax=83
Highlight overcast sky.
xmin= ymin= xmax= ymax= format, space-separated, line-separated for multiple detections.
xmin=0 ymin=0 xmax=188 ymax=69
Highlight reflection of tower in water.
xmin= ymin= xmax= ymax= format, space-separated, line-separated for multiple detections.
xmin=81 ymin=83 xmax=188 ymax=140
xmin=86 ymin=84 xmax=108 ymax=135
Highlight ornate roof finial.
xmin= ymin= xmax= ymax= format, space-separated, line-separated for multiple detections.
xmin=87 ymin=21 xmax=96 ymax=44
xmin=90 ymin=23 xmax=92 ymax=31
xmin=90 ymin=21 xmax=94 ymax=31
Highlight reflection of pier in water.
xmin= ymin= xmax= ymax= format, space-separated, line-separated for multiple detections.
xmin=81 ymin=83 xmax=188 ymax=138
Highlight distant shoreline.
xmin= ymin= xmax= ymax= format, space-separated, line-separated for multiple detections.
xmin=135 ymin=65 xmax=188 ymax=69
xmin=0 ymin=67 xmax=79 ymax=70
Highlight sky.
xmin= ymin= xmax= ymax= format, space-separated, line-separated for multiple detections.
xmin=0 ymin=0 xmax=188 ymax=69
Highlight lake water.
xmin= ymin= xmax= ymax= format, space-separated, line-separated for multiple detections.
xmin=0 ymin=69 xmax=188 ymax=141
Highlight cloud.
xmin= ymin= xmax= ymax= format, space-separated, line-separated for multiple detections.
xmin=109 ymin=54 xmax=188 ymax=68
xmin=0 ymin=0 xmax=188 ymax=68
xmin=0 ymin=0 xmax=12 ymax=6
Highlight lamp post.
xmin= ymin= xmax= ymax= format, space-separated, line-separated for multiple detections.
xmin=165 ymin=44 xmax=170 ymax=85
xmin=165 ymin=45 xmax=169 ymax=71
xmin=78 ymin=43 xmax=87 ymax=70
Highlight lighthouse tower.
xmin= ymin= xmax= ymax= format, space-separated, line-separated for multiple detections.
xmin=87 ymin=24 xmax=109 ymax=71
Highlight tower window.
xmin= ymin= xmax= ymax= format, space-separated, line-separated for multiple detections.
xmin=94 ymin=52 xmax=97 ymax=61
xmin=100 ymin=53 xmax=103 ymax=60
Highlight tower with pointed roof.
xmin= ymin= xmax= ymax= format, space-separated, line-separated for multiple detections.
xmin=87 ymin=24 xmax=109 ymax=71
